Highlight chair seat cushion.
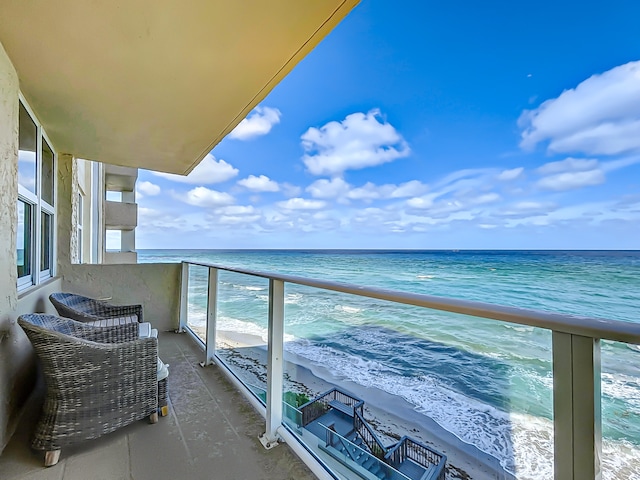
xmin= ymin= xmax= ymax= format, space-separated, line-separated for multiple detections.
xmin=85 ymin=314 xmax=139 ymax=327
xmin=157 ymin=358 xmax=169 ymax=381
xmin=137 ymin=322 xmax=158 ymax=339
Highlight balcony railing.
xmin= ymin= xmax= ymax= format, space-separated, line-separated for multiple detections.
xmin=385 ymin=436 xmax=446 ymax=480
xmin=177 ymin=260 xmax=640 ymax=480
xmin=300 ymin=388 xmax=364 ymax=427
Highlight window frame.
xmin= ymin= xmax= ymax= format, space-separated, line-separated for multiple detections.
xmin=77 ymin=191 xmax=84 ymax=263
xmin=17 ymin=94 xmax=57 ymax=291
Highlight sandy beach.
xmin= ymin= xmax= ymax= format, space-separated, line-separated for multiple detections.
xmin=191 ymin=326 xmax=515 ymax=480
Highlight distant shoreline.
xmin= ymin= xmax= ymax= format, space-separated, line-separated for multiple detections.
xmin=139 ymin=248 xmax=639 ymax=252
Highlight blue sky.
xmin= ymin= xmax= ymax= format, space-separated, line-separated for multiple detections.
xmin=132 ymin=1 xmax=640 ymax=250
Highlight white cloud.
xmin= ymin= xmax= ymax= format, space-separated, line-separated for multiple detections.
xmin=306 ymin=178 xmax=428 ymax=204
xmin=519 ymin=61 xmax=640 ymax=156
xmin=497 ymin=167 xmax=524 ymax=181
xmin=277 ymin=198 xmax=326 ymax=210
xmin=537 ymin=158 xmax=599 ymax=175
xmin=282 ymin=183 xmax=302 ymax=198
xmin=389 ymin=180 xmax=428 ymax=198
xmin=536 ymin=170 xmax=605 ymax=191
xmin=137 ymin=181 xmax=160 ymax=196
xmin=228 ymin=106 xmax=281 ymax=140
xmin=214 ymin=205 xmax=257 ymax=215
xmin=307 ymin=178 xmax=350 ymax=199
xmin=175 ymin=186 xmax=234 ymax=208
xmin=472 ymin=193 xmax=501 ymax=205
xmin=237 ymin=175 xmax=280 ymax=192
xmin=217 ymin=214 xmax=261 ymax=225
xmin=152 ymin=154 xmax=238 ymax=184
xmin=534 ymin=157 xmax=605 ymax=191
xmin=301 ymin=109 xmax=410 ymax=176
xmin=496 ymin=201 xmax=558 ymax=218
xmin=348 ymin=182 xmax=385 ymax=201
xmin=406 ymin=195 xmax=436 ymax=209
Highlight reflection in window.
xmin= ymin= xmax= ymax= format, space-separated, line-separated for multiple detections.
xmin=41 ymin=212 xmax=52 ymax=272
xmin=18 ymin=103 xmax=37 ymax=195
xmin=42 ymin=140 xmax=54 ymax=205
xmin=17 ymin=200 xmax=32 ymax=278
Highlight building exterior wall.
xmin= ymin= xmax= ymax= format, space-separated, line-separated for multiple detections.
xmin=58 ymin=153 xmax=75 ymax=269
xmin=0 ymin=39 xmax=21 ymax=454
xmin=0 ymin=37 xmax=179 ymax=454
xmin=0 ymin=46 xmax=85 ymax=453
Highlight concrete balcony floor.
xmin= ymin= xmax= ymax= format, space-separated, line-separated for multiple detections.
xmin=0 ymin=332 xmax=316 ymax=480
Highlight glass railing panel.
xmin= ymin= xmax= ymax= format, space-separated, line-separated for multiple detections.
xmin=282 ymin=283 xmax=554 ymax=480
xmin=601 ymin=340 xmax=640 ymax=479
xmin=214 ymin=270 xmax=269 ymax=390
xmin=186 ymin=264 xmax=209 ymax=342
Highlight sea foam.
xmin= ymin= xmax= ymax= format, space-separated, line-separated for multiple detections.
xmin=284 ymin=338 xmax=640 ymax=479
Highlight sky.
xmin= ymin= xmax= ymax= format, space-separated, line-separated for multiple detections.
xmin=131 ymin=0 xmax=640 ymax=250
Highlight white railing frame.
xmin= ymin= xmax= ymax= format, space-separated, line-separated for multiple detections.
xmin=180 ymin=261 xmax=640 ymax=480
xmin=204 ymin=267 xmax=218 ymax=366
xmin=178 ymin=261 xmax=189 ymax=332
xmin=262 ymin=278 xmax=285 ymax=447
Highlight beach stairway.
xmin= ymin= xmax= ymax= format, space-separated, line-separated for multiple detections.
xmin=300 ymin=387 xmax=446 ymax=480
xmin=325 ymin=428 xmax=390 ymax=479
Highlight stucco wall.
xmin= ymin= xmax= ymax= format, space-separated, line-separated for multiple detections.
xmin=62 ymin=263 xmax=182 ymax=332
xmin=58 ymin=153 xmax=75 ymax=268
xmin=0 ymin=39 xmax=20 ymax=454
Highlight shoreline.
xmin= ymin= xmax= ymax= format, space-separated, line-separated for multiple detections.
xmin=193 ymin=326 xmax=515 ymax=480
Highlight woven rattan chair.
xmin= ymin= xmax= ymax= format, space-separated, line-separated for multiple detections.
xmin=49 ymin=292 xmax=143 ymax=325
xmin=49 ymin=292 xmax=169 ymax=417
xmin=18 ymin=314 xmax=159 ymax=467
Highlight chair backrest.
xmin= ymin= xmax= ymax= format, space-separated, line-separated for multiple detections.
xmin=19 ymin=313 xmax=82 ymax=336
xmin=49 ymin=292 xmax=143 ymax=323
xmin=19 ymin=312 xmax=140 ymax=346
xmin=49 ymin=292 xmax=102 ymax=321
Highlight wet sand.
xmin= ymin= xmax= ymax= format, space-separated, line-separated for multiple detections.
xmin=191 ymin=326 xmax=515 ymax=480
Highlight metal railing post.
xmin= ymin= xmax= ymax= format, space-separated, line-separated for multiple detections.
xmin=204 ymin=267 xmax=218 ymax=366
xmin=553 ymin=332 xmax=602 ymax=480
xmin=260 ymin=278 xmax=284 ymax=449
xmin=178 ymin=262 xmax=189 ymax=332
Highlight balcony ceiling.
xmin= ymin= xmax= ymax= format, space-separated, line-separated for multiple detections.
xmin=0 ymin=0 xmax=358 ymax=175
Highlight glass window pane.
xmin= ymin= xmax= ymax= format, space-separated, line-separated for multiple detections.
xmin=17 ymin=200 xmax=32 ymax=278
xmin=42 ymin=140 xmax=54 ymax=205
xmin=78 ymin=193 xmax=83 ymax=224
xmin=18 ymin=103 xmax=37 ymax=195
xmin=77 ymin=228 xmax=83 ymax=263
xmin=40 ymin=211 xmax=51 ymax=272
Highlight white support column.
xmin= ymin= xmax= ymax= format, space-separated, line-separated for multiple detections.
xmin=178 ymin=262 xmax=189 ymax=332
xmin=260 ymin=278 xmax=284 ymax=449
xmin=553 ymin=332 xmax=602 ymax=480
xmin=204 ymin=268 xmax=218 ymax=366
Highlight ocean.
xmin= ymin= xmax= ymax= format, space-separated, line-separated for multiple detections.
xmin=139 ymin=249 xmax=640 ymax=479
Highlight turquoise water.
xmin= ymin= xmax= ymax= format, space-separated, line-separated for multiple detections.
xmin=139 ymin=250 xmax=640 ymax=479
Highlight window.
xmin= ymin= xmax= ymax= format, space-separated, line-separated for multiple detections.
xmin=16 ymin=200 xmax=32 ymax=286
xmin=17 ymin=98 xmax=56 ymax=290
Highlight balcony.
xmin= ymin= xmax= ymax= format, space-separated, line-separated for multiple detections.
xmin=0 ymin=331 xmax=316 ymax=480
xmin=104 ymin=200 xmax=138 ymax=231
xmin=3 ymin=259 xmax=639 ymax=480
xmin=104 ymin=165 xmax=138 ymax=192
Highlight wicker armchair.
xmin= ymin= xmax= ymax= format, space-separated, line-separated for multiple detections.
xmin=49 ymin=292 xmax=143 ymax=325
xmin=18 ymin=314 xmax=159 ymax=467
